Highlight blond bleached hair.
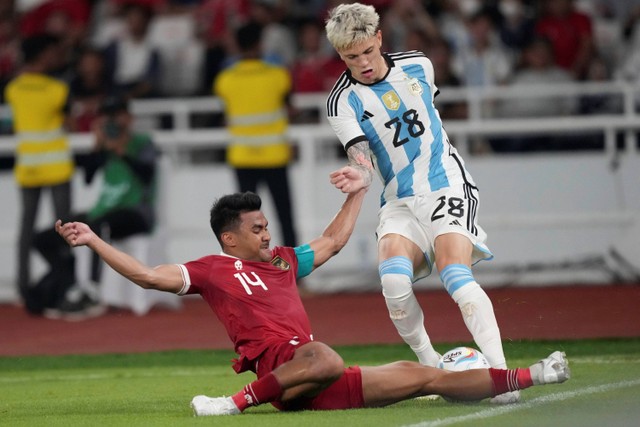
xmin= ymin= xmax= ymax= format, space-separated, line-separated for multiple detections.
xmin=325 ymin=3 xmax=380 ymax=51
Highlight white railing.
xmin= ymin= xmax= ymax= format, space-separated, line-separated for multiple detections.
xmin=0 ymin=82 xmax=639 ymax=300
xmin=0 ymin=82 xmax=639 ymax=156
xmin=1 ymin=81 xmax=638 ymax=231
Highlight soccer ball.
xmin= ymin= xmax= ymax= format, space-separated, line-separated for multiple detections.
xmin=437 ymin=347 xmax=490 ymax=371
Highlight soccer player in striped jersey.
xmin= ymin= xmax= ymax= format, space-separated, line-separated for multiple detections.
xmin=324 ymin=3 xmax=519 ymax=403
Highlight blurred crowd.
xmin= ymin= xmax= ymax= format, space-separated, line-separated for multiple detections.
xmin=3 ymin=0 xmax=640 ymax=317
xmin=1 ymin=0 xmax=640 ymax=132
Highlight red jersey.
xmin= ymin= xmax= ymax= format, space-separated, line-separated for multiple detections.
xmin=177 ymin=247 xmax=313 ymax=369
xmin=535 ymin=11 xmax=592 ymax=70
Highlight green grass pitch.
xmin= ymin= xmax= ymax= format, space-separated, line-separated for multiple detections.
xmin=1 ymin=339 xmax=639 ymax=427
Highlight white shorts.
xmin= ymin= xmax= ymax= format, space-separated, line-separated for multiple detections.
xmin=376 ymin=184 xmax=493 ymax=280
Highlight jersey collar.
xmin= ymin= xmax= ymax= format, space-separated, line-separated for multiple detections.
xmin=346 ymin=53 xmax=394 ymax=87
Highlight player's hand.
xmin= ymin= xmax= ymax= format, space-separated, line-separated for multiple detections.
xmin=329 ymin=165 xmax=369 ymax=193
xmin=55 ymin=220 xmax=95 ymax=247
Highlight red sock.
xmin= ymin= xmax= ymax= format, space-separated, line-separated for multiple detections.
xmin=231 ymin=373 xmax=283 ymax=412
xmin=488 ymin=368 xmax=534 ymax=395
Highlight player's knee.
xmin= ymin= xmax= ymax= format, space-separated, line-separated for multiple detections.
xmin=316 ymin=352 xmax=344 ymax=383
xmin=306 ymin=343 xmax=344 ymax=382
xmin=380 ymin=257 xmax=414 ymax=313
xmin=381 ymin=273 xmax=414 ymax=320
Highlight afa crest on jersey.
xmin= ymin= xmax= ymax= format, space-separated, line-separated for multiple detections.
xmin=382 ymin=90 xmax=401 ymax=110
xmin=407 ymin=76 xmax=423 ymax=96
xmin=402 ymin=73 xmax=424 ymax=96
xmin=270 ymin=256 xmax=290 ymax=270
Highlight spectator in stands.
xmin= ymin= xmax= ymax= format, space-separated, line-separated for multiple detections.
xmin=622 ymin=3 xmax=640 ymax=46
xmin=0 ymin=0 xmax=13 ymax=18
xmin=580 ymin=56 xmax=622 ymax=116
xmin=289 ymin=0 xmax=327 ymax=22
xmin=19 ymin=0 xmax=91 ymax=41
xmin=18 ymin=0 xmax=92 ymax=78
xmin=103 ymin=3 xmax=161 ymax=99
xmin=68 ymin=47 xmax=111 ymax=132
xmin=617 ymin=40 xmax=640 ymax=108
xmin=149 ymin=8 xmax=205 ymax=98
xmin=249 ymin=0 xmax=297 ymax=67
xmin=404 ymin=26 xmax=430 ymax=53
xmin=108 ymin=0 xmax=166 ymax=15
xmin=290 ymin=19 xmax=344 ymax=123
xmin=0 ymin=10 xmax=20 ymax=100
xmin=4 ymin=34 xmax=74 ymax=308
xmin=496 ymin=0 xmax=535 ymax=52
xmin=424 ymin=36 xmax=468 ymax=121
xmin=291 ymin=19 xmax=344 ymax=94
xmin=499 ymin=37 xmax=575 ymax=118
xmin=379 ymin=0 xmax=439 ymax=52
xmin=164 ymin=0 xmax=200 ymax=13
xmin=192 ymin=0 xmax=250 ymax=96
xmin=492 ymin=36 xmax=575 ymax=152
xmin=194 ymin=0 xmax=250 ymax=47
xmin=33 ymin=95 xmax=159 ymax=319
xmin=451 ymin=8 xmax=513 ymax=88
xmin=618 ymin=4 xmax=640 ymax=97
xmin=436 ymin=0 xmax=482 ymax=55
xmin=534 ymin=0 xmax=595 ymax=80
xmin=576 ymin=55 xmax=624 ymax=150
xmin=214 ymin=21 xmax=298 ymax=248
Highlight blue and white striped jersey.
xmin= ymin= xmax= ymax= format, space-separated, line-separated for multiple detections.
xmin=327 ymin=51 xmax=475 ymax=206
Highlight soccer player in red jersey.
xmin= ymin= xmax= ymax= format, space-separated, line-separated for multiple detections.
xmin=56 ymin=188 xmax=569 ymax=416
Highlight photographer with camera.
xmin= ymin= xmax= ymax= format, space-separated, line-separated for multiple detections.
xmin=30 ymin=96 xmax=159 ymax=320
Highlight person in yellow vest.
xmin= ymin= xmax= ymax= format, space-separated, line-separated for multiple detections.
xmin=4 ymin=34 xmax=74 ymax=302
xmin=214 ymin=21 xmax=298 ymax=247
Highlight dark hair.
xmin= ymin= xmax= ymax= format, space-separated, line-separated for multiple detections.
xmin=99 ymin=95 xmax=129 ymax=115
xmin=123 ymin=2 xmax=153 ymax=22
xmin=79 ymin=46 xmax=105 ymax=60
xmin=524 ymin=35 xmax=554 ymax=52
xmin=210 ymin=192 xmax=262 ymax=244
xmin=21 ymin=34 xmax=60 ymax=64
xmin=235 ymin=21 xmax=263 ymax=52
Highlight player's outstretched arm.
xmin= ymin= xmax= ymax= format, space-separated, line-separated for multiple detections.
xmin=329 ymin=140 xmax=374 ymax=193
xmin=55 ymin=220 xmax=184 ymax=293
xmin=306 ymin=187 xmax=367 ymax=270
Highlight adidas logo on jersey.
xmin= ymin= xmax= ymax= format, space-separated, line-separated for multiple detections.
xmin=449 ymin=220 xmax=461 ymax=226
xmin=360 ymin=110 xmax=374 ymax=122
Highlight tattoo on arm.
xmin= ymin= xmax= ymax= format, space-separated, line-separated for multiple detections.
xmin=347 ymin=141 xmax=374 ymax=187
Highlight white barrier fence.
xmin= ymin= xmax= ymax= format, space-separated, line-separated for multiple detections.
xmin=0 ymin=83 xmax=639 ymax=301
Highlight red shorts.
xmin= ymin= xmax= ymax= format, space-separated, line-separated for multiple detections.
xmin=254 ymin=340 xmax=365 ymax=411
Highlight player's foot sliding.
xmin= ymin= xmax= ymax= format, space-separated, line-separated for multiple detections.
xmin=191 ymin=371 xmax=282 ymax=416
xmin=529 ymin=351 xmax=571 ymax=385
xmin=191 ymin=396 xmax=240 ymax=416
xmin=489 ymin=351 xmax=570 ymax=398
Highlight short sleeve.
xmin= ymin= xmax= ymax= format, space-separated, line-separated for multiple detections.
xmin=421 ymin=56 xmax=439 ymax=99
xmin=327 ymin=93 xmax=365 ymax=149
xmin=175 ymin=264 xmax=192 ymax=295
xmin=179 ymin=256 xmax=212 ymax=295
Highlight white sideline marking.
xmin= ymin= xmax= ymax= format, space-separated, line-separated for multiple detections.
xmin=404 ymin=379 xmax=640 ymax=427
